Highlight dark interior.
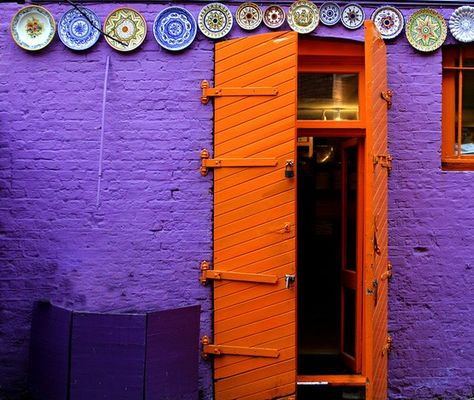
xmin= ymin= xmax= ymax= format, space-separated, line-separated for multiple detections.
xmin=297 ymin=137 xmax=356 ymax=376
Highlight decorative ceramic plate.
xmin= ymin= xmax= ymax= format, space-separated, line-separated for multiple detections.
xmin=449 ymin=6 xmax=474 ymax=43
xmin=154 ymin=7 xmax=197 ymax=51
xmin=58 ymin=7 xmax=101 ymax=50
xmin=371 ymin=6 xmax=404 ymax=39
xmin=263 ymin=5 xmax=286 ymax=29
xmin=236 ymin=3 xmax=263 ymax=31
xmin=198 ymin=3 xmax=233 ymax=39
xmin=104 ymin=7 xmax=147 ymax=52
xmin=341 ymin=4 xmax=365 ymax=30
xmin=320 ymin=2 xmax=341 ymax=26
xmin=10 ymin=5 xmax=56 ymax=51
xmin=287 ymin=0 xmax=320 ymax=34
xmin=406 ymin=8 xmax=447 ymax=52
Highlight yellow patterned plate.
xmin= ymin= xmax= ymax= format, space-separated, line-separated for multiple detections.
xmin=287 ymin=0 xmax=320 ymax=34
xmin=11 ymin=5 xmax=56 ymax=51
xmin=104 ymin=7 xmax=147 ymax=52
xmin=406 ymin=8 xmax=447 ymax=52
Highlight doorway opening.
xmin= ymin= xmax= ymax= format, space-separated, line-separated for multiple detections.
xmin=297 ymin=137 xmax=362 ymax=376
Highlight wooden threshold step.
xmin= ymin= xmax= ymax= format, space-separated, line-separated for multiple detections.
xmin=297 ymin=375 xmax=367 ymax=386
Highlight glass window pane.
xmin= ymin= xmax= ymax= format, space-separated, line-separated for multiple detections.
xmin=461 ymin=70 xmax=474 ymax=154
xmin=298 ymin=73 xmax=359 ymax=120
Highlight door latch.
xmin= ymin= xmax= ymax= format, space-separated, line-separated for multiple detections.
xmin=367 ymin=279 xmax=378 ymax=304
xmin=285 ymin=274 xmax=295 ymax=289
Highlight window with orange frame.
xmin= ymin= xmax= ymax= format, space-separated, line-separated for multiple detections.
xmin=442 ymin=45 xmax=474 ymax=170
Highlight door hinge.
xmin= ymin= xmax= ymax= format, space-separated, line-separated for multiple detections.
xmin=200 ymin=149 xmax=277 ymax=176
xmin=373 ymin=154 xmax=393 ymax=175
xmin=381 ymin=261 xmax=393 ymax=281
xmin=200 ymin=261 xmax=278 ymax=285
xmin=381 ymin=89 xmax=393 ymax=109
xmin=200 ymin=80 xmax=279 ymax=104
xmin=382 ymin=335 xmax=393 ymax=356
xmin=201 ymin=336 xmax=280 ymax=360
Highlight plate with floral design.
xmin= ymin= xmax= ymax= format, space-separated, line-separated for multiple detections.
xmin=236 ymin=2 xmax=263 ymax=31
xmin=198 ymin=3 xmax=233 ymax=39
xmin=320 ymin=2 xmax=341 ymax=26
xmin=11 ymin=5 xmax=56 ymax=51
xmin=406 ymin=8 xmax=447 ymax=52
xmin=58 ymin=7 xmax=101 ymax=51
xmin=449 ymin=6 xmax=474 ymax=43
xmin=371 ymin=6 xmax=404 ymax=39
xmin=263 ymin=5 xmax=286 ymax=29
xmin=341 ymin=3 xmax=365 ymax=30
xmin=287 ymin=0 xmax=320 ymax=34
xmin=104 ymin=7 xmax=147 ymax=52
xmin=154 ymin=7 xmax=197 ymax=51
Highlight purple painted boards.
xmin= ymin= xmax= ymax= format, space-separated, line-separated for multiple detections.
xmin=145 ymin=305 xmax=200 ymax=400
xmin=28 ymin=301 xmax=72 ymax=400
xmin=69 ymin=312 xmax=146 ymax=400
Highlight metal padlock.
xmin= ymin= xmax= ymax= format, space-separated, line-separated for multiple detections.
xmin=285 ymin=160 xmax=294 ymax=178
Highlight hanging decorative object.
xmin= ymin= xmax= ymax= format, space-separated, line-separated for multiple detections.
xmin=406 ymin=8 xmax=447 ymax=52
xmin=263 ymin=5 xmax=286 ymax=29
xmin=319 ymin=2 xmax=341 ymax=27
xmin=287 ymin=0 xmax=320 ymax=34
xmin=58 ymin=7 xmax=101 ymax=51
xmin=371 ymin=6 xmax=404 ymax=39
xmin=10 ymin=5 xmax=56 ymax=51
xmin=449 ymin=6 xmax=474 ymax=43
xmin=341 ymin=3 xmax=365 ymax=30
xmin=235 ymin=2 xmax=263 ymax=31
xmin=198 ymin=3 xmax=233 ymax=39
xmin=153 ymin=7 xmax=197 ymax=51
xmin=104 ymin=7 xmax=147 ymax=52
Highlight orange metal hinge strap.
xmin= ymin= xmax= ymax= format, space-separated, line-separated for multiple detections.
xmin=381 ymin=261 xmax=393 ymax=281
xmin=381 ymin=89 xmax=393 ymax=109
xmin=200 ymin=149 xmax=277 ymax=176
xmin=200 ymin=80 xmax=278 ymax=104
xmin=200 ymin=261 xmax=278 ymax=285
xmin=373 ymin=154 xmax=393 ymax=175
xmin=201 ymin=336 xmax=279 ymax=359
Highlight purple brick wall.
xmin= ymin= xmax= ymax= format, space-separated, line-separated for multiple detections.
xmin=0 ymin=2 xmax=473 ymax=399
xmin=387 ymin=9 xmax=474 ymax=400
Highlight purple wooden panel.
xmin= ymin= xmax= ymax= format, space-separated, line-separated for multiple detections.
xmin=28 ymin=301 xmax=72 ymax=400
xmin=145 ymin=305 xmax=200 ymax=400
xmin=69 ymin=312 xmax=146 ymax=400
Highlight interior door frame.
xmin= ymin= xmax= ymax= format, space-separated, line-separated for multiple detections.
xmin=340 ymin=138 xmax=364 ymax=373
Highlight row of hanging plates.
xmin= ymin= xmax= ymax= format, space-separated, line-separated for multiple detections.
xmin=9 ymin=2 xmax=474 ymax=52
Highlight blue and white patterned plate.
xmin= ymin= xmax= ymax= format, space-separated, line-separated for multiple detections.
xmin=58 ymin=7 xmax=101 ymax=51
xmin=153 ymin=7 xmax=197 ymax=51
xmin=320 ymin=2 xmax=341 ymax=26
xmin=341 ymin=3 xmax=365 ymax=30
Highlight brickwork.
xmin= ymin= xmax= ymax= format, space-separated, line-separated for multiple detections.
xmin=0 ymin=2 xmax=473 ymax=399
xmin=387 ymin=12 xmax=474 ymax=399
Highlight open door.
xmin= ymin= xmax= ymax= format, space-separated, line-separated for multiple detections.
xmin=363 ymin=21 xmax=390 ymax=400
xmin=340 ymin=139 xmax=363 ymax=373
xmin=201 ymin=31 xmax=298 ymax=400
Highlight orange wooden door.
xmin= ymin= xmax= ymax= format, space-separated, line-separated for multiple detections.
xmin=210 ymin=31 xmax=298 ymax=400
xmin=363 ymin=21 xmax=389 ymax=400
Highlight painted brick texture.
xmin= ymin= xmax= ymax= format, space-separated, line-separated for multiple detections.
xmin=0 ymin=3 xmax=214 ymax=398
xmin=0 ymin=3 xmax=473 ymax=400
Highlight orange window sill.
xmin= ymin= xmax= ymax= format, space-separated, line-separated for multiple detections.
xmin=442 ymin=157 xmax=474 ymax=171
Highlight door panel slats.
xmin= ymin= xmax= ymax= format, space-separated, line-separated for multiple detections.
xmin=211 ymin=31 xmax=298 ymax=399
